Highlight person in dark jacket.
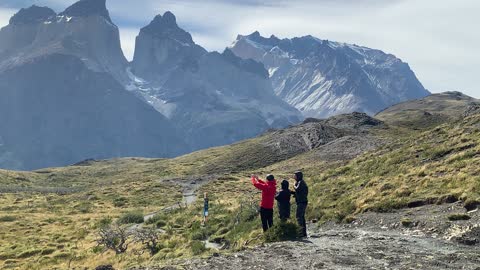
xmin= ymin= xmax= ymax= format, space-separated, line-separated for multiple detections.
xmin=292 ymin=171 xmax=308 ymax=237
xmin=252 ymin=174 xmax=277 ymax=232
xmin=275 ymin=180 xmax=291 ymax=222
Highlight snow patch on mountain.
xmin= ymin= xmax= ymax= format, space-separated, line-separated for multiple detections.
xmin=125 ymin=67 xmax=177 ymax=118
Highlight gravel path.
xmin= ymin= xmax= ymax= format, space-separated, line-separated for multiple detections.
xmin=167 ymin=229 xmax=480 ymax=270
xmin=135 ymin=203 xmax=480 ymax=270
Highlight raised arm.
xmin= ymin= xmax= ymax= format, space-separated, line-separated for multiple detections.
xmin=251 ymin=176 xmax=267 ymax=191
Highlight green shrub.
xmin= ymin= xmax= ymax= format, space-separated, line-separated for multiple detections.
xmin=344 ymin=216 xmax=357 ymax=224
xmin=216 ymin=227 xmax=230 ymax=235
xmin=75 ymin=202 xmax=92 ymax=213
xmin=190 ymin=230 xmax=207 ymax=241
xmin=40 ymin=248 xmax=56 ymax=255
xmin=401 ymin=218 xmax=414 ymax=227
xmin=370 ymin=199 xmax=408 ymax=213
xmin=53 ymin=252 xmax=70 ymax=259
xmin=113 ymin=197 xmax=128 ymax=207
xmin=95 ymin=217 xmax=113 ymax=229
xmin=92 ymin=246 xmax=103 ymax=254
xmin=264 ymin=221 xmax=300 ymax=243
xmin=190 ymin=240 xmax=206 ymax=255
xmin=145 ymin=214 xmax=164 ymax=225
xmin=117 ymin=211 xmax=144 ymax=225
xmin=155 ymin=220 xmax=167 ymax=228
xmin=209 ymin=234 xmax=226 ymax=243
xmin=17 ymin=249 xmax=42 ymax=258
xmin=448 ymin=214 xmax=471 ymax=221
xmin=3 ymin=259 xmax=18 ymax=265
xmin=425 ymin=147 xmax=452 ymax=160
xmin=0 ymin=216 xmax=15 ymax=222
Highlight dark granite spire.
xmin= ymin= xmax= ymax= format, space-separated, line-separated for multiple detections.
xmin=9 ymin=5 xmax=56 ymax=25
xmin=140 ymin=12 xmax=194 ymax=44
xmin=60 ymin=0 xmax=112 ymax=23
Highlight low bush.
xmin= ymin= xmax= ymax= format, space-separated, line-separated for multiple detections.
xmin=40 ymin=248 xmax=56 ymax=255
xmin=448 ymin=214 xmax=471 ymax=221
xmin=113 ymin=197 xmax=128 ymax=207
xmin=53 ymin=252 xmax=70 ymax=259
xmin=145 ymin=213 xmax=164 ymax=225
xmin=95 ymin=217 xmax=113 ymax=229
xmin=117 ymin=211 xmax=144 ymax=225
xmin=134 ymin=227 xmax=162 ymax=256
xmin=0 ymin=216 xmax=15 ymax=222
xmin=264 ymin=221 xmax=300 ymax=243
xmin=16 ymin=249 xmax=42 ymax=258
xmin=401 ymin=218 xmax=414 ymax=227
xmin=96 ymin=225 xmax=130 ymax=254
xmin=75 ymin=202 xmax=92 ymax=213
xmin=190 ymin=240 xmax=206 ymax=255
xmin=344 ymin=215 xmax=357 ymax=224
xmin=190 ymin=230 xmax=207 ymax=241
xmin=155 ymin=220 xmax=167 ymax=228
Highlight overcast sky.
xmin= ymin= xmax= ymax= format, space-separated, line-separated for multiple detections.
xmin=0 ymin=0 xmax=478 ymax=97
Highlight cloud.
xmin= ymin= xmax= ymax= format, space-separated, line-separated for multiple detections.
xmin=0 ymin=0 xmax=478 ymax=97
xmin=148 ymin=0 xmax=480 ymax=97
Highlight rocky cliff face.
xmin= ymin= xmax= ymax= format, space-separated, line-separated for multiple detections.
xmin=130 ymin=13 xmax=302 ymax=149
xmin=0 ymin=1 xmax=301 ymax=170
xmin=0 ymin=0 xmax=128 ymax=82
xmin=0 ymin=1 xmax=184 ymax=170
xmin=0 ymin=54 xmax=185 ymax=170
xmin=229 ymin=32 xmax=430 ymax=118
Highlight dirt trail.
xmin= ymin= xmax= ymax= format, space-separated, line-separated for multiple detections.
xmin=146 ymin=175 xmax=214 ymax=218
xmin=129 ymin=175 xmax=215 ymax=232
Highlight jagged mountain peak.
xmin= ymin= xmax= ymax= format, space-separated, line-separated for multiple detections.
xmin=60 ymin=0 xmax=112 ymax=23
xmin=9 ymin=5 xmax=56 ymax=25
xmin=235 ymin=31 xmax=282 ymax=48
xmin=161 ymin=11 xmax=177 ymax=26
xmin=0 ymin=0 xmax=127 ymax=82
xmin=248 ymin=30 xmax=261 ymax=38
xmin=140 ymin=11 xmax=193 ymax=44
xmin=230 ymin=31 xmax=430 ymax=118
xmin=149 ymin=12 xmax=177 ymax=28
xmin=222 ymin=48 xmax=269 ymax=79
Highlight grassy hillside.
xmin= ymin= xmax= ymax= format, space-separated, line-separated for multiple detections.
xmin=303 ymin=113 xmax=480 ymax=222
xmin=376 ymin=91 xmax=479 ymax=129
xmin=1 ymin=95 xmax=479 ymax=269
xmin=0 ymin=114 xmax=378 ymax=269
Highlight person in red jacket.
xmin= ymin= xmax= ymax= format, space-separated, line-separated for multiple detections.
xmin=251 ymin=174 xmax=277 ymax=232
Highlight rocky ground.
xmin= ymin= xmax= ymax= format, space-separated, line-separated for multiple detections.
xmin=133 ymin=203 xmax=480 ymax=270
xmin=171 ymin=229 xmax=480 ymax=270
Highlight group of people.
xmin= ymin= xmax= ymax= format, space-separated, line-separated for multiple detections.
xmin=251 ymin=171 xmax=309 ymax=237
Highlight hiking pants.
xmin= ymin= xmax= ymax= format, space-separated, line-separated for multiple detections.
xmin=296 ymin=202 xmax=308 ymax=237
xmin=260 ymin=207 xmax=274 ymax=232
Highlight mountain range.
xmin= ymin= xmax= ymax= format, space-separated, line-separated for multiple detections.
xmin=0 ymin=0 xmax=430 ymax=170
xmin=229 ymin=32 xmax=430 ymax=118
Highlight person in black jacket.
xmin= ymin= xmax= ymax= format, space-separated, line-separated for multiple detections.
xmin=292 ymin=171 xmax=308 ymax=237
xmin=275 ymin=180 xmax=291 ymax=222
